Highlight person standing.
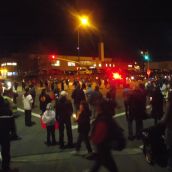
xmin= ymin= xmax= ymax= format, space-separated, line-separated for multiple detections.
xmin=161 ymin=91 xmax=172 ymax=171
xmin=29 ymin=84 xmax=36 ymax=108
xmin=39 ymin=89 xmax=51 ymax=115
xmin=23 ymin=88 xmax=33 ymax=126
xmin=106 ymin=85 xmax=117 ymax=117
xmin=42 ymin=103 xmax=57 ymax=146
xmin=151 ymin=86 xmax=164 ymax=125
xmin=55 ymin=91 xmax=73 ymax=149
xmin=3 ymin=89 xmax=21 ymax=141
xmin=128 ymin=84 xmax=146 ymax=140
xmin=71 ymin=84 xmax=85 ymax=113
xmin=0 ymin=83 xmax=13 ymax=171
xmin=89 ymin=86 xmax=103 ymax=119
xmin=22 ymin=79 xmax=26 ymax=91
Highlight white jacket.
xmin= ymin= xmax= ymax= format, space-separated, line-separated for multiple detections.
xmin=42 ymin=110 xmax=56 ymax=126
xmin=23 ymin=94 xmax=33 ymax=110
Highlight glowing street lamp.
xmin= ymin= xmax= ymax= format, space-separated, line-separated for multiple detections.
xmin=80 ymin=16 xmax=89 ymax=26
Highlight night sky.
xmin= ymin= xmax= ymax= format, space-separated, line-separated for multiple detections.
xmin=0 ymin=0 xmax=172 ymax=60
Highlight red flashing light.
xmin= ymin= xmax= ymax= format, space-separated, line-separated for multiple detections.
xmin=113 ymin=72 xmax=122 ymax=80
xmin=52 ymin=55 xmax=55 ymax=59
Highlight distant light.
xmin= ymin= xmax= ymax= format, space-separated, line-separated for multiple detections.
xmin=52 ymin=55 xmax=55 ymax=59
xmin=113 ymin=64 xmax=115 ymax=67
xmin=105 ymin=64 xmax=108 ymax=67
xmin=109 ymin=64 xmax=112 ymax=67
xmin=128 ymin=65 xmax=133 ymax=68
xmin=73 ymin=113 xmax=77 ymax=119
xmin=140 ymin=51 xmax=144 ymax=55
xmin=131 ymin=76 xmax=134 ymax=80
xmin=93 ymin=64 xmax=96 ymax=67
xmin=98 ymin=64 xmax=102 ymax=67
xmin=113 ymin=73 xmax=122 ymax=80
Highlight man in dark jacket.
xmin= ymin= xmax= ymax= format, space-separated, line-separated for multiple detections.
xmin=0 ymin=83 xmax=13 ymax=171
xmin=56 ymin=91 xmax=73 ymax=149
xmin=151 ymin=86 xmax=164 ymax=125
xmin=71 ymin=84 xmax=85 ymax=113
xmin=128 ymin=85 xmax=146 ymax=140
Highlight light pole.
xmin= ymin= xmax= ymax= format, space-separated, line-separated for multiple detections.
xmin=77 ymin=16 xmax=90 ymax=64
xmin=140 ymin=51 xmax=151 ymax=78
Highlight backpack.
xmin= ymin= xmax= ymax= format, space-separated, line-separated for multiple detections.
xmin=108 ymin=119 xmax=126 ymax=151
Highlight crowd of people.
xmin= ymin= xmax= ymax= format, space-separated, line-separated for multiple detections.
xmin=1 ymin=75 xmax=172 ymax=171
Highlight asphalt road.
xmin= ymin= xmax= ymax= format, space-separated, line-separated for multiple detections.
xmin=0 ymin=85 xmax=169 ymax=172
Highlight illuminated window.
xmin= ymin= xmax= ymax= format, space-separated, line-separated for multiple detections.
xmin=68 ymin=62 xmax=75 ymax=66
xmin=105 ymin=64 xmax=108 ymax=67
xmin=128 ymin=65 xmax=133 ymax=68
xmin=113 ymin=64 xmax=115 ymax=67
xmin=98 ymin=64 xmax=102 ymax=67
xmin=93 ymin=64 xmax=97 ymax=67
xmin=109 ymin=64 xmax=111 ymax=67
xmin=7 ymin=72 xmax=13 ymax=76
xmin=1 ymin=63 xmax=6 ymax=66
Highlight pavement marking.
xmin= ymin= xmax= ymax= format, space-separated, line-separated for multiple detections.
xmin=17 ymin=105 xmax=151 ymax=130
xmin=17 ymin=108 xmax=41 ymax=118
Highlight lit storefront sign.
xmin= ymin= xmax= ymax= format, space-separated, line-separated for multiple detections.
xmin=1 ymin=62 xmax=17 ymax=66
xmin=68 ymin=62 xmax=75 ymax=66
xmin=52 ymin=60 xmax=60 ymax=67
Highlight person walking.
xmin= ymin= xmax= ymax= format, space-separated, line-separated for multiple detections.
xmin=89 ymin=99 xmax=118 ymax=172
xmin=55 ymin=91 xmax=73 ymax=149
xmin=74 ymin=101 xmax=92 ymax=155
xmin=42 ymin=103 xmax=57 ymax=146
xmin=23 ymin=87 xmax=33 ymax=126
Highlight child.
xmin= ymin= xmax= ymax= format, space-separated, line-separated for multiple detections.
xmin=42 ymin=103 xmax=56 ymax=146
xmin=74 ymin=101 xmax=92 ymax=155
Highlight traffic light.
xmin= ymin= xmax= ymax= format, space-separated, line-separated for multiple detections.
xmin=144 ymin=54 xmax=150 ymax=61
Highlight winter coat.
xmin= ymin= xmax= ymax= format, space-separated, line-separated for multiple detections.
xmin=42 ymin=110 xmax=56 ymax=126
xmin=56 ymin=96 xmax=73 ymax=122
xmin=23 ymin=94 xmax=33 ymax=110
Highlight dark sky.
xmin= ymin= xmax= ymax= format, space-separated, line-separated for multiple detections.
xmin=0 ymin=0 xmax=172 ymax=60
